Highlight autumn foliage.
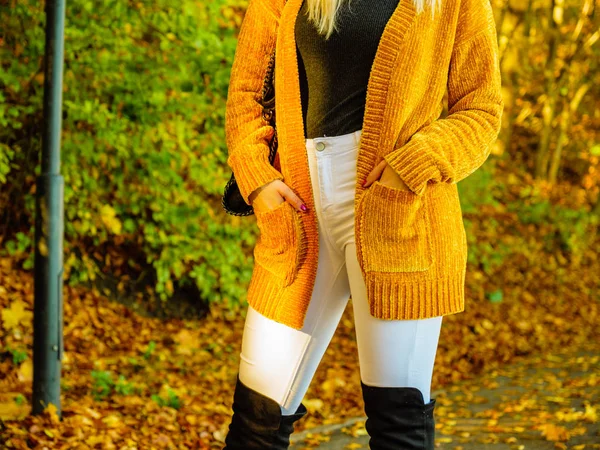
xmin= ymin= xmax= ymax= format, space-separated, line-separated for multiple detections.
xmin=1 ymin=0 xmax=600 ymax=448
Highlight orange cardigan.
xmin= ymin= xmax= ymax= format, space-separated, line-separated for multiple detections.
xmin=225 ymin=0 xmax=504 ymax=330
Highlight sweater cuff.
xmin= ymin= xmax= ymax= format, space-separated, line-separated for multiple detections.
xmin=227 ymin=144 xmax=285 ymax=205
xmin=383 ymin=140 xmax=442 ymax=196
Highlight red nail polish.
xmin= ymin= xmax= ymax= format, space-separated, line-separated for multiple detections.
xmin=300 ymin=204 xmax=308 ymax=212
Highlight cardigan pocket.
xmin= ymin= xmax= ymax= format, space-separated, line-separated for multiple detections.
xmin=253 ymin=200 xmax=303 ymax=286
xmin=356 ymin=180 xmax=434 ymax=273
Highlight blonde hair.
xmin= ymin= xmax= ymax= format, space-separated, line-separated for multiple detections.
xmin=305 ymin=0 xmax=442 ymax=40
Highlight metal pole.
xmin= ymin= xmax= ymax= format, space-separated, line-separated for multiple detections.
xmin=33 ymin=0 xmax=65 ymax=417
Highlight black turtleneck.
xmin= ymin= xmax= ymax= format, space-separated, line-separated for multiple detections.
xmin=295 ymin=0 xmax=399 ymax=138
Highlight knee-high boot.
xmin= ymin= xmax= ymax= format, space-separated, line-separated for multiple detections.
xmin=360 ymin=381 xmax=436 ymax=450
xmin=223 ymin=375 xmax=308 ymax=449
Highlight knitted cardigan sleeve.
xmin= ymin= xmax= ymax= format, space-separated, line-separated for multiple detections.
xmin=225 ymin=0 xmax=285 ymax=205
xmin=383 ymin=0 xmax=504 ymax=196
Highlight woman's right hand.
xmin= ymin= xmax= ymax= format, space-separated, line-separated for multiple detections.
xmin=249 ymin=180 xmax=308 ymax=214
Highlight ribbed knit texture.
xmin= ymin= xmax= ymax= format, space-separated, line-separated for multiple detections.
xmin=225 ymin=0 xmax=504 ymax=330
xmin=295 ymin=0 xmax=399 ymax=138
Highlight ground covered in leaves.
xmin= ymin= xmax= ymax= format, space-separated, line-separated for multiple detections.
xmin=289 ymin=348 xmax=599 ymax=449
xmin=0 ymin=222 xmax=599 ymax=449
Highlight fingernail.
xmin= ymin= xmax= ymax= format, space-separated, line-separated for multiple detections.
xmin=362 ymin=180 xmax=367 ymax=187
xmin=300 ymin=204 xmax=308 ymax=212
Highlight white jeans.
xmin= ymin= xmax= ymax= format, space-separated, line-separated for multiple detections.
xmin=239 ymin=129 xmax=443 ymax=415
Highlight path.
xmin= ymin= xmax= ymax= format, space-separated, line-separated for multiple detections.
xmin=290 ymin=347 xmax=599 ymax=449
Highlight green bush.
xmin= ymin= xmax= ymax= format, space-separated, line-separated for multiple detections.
xmin=1 ymin=0 xmax=258 ymax=309
xmin=513 ymin=199 xmax=598 ymax=259
xmin=457 ymin=160 xmax=501 ymax=214
xmin=463 ymin=217 xmax=513 ymax=275
xmin=3 ymin=2 xmax=595 ymax=315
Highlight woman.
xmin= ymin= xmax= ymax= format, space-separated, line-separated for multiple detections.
xmin=222 ymin=0 xmax=503 ymax=448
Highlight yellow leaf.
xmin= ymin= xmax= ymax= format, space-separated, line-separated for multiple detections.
xmin=85 ymin=407 xmax=102 ymax=419
xmin=213 ymin=429 xmax=226 ymax=443
xmin=44 ymin=403 xmax=60 ymax=424
xmin=555 ymin=410 xmax=582 ymax=422
xmin=538 ymin=423 xmax=570 ymax=441
xmin=1 ymin=300 xmax=33 ymax=330
xmin=85 ymin=435 xmax=105 ymax=445
xmin=481 ymin=319 xmax=494 ymax=330
xmin=100 ymin=204 xmax=122 ymax=235
xmin=583 ymin=403 xmax=597 ymax=423
xmin=175 ymin=329 xmax=196 ymax=356
xmin=102 ymin=414 xmax=121 ymax=428
xmin=18 ymin=360 xmax=33 ymax=382
xmin=303 ymin=398 xmax=324 ymax=413
xmin=185 ymin=414 xmax=197 ymax=425
xmin=0 ymin=400 xmax=30 ymax=420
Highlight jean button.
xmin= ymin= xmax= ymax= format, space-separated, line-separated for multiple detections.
xmin=316 ymin=142 xmax=326 ymax=151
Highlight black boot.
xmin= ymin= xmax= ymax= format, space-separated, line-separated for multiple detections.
xmin=273 ymin=402 xmax=308 ymax=448
xmin=360 ymin=381 xmax=436 ymax=450
xmin=223 ymin=375 xmax=308 ymax=449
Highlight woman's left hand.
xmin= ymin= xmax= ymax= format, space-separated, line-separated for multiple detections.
xmin=363 ymin=158 xmax=411 ymax=191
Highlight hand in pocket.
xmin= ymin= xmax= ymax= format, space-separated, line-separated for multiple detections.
xmin=250 ymin=179 xmax=308 ymax=213
xmin=363 ymin=158 xmax=411 ymax=191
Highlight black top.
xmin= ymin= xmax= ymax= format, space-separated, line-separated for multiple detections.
xmin=295 ymin=0 xmax=399 ymax=138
